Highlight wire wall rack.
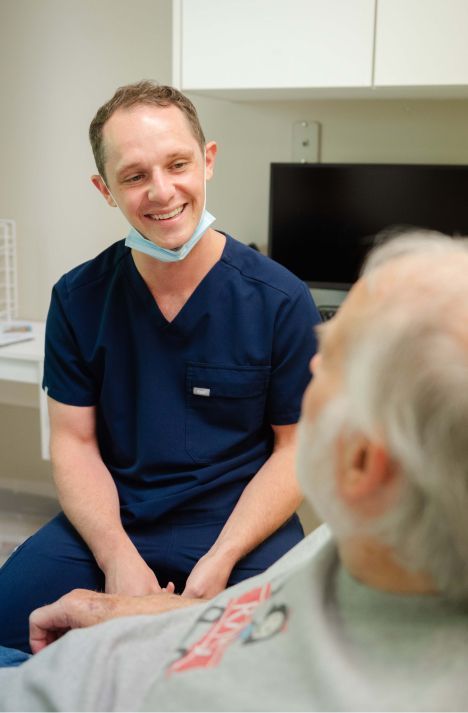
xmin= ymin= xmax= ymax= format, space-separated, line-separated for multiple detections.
xmin=0 ymin=220 xmax=18 ymax=321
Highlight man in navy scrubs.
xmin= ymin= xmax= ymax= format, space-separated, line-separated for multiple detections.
xmin=0 ymin=81 xmax=320 ymax=652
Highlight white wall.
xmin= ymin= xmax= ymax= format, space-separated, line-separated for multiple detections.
xmin=0 ymin=0 xmax=172 ymax=320
xmin=0 ymin=0 xmax=172 ymax=492
xmin=195 ymin=95 xmax=468 ymax=252
xmin=2 ymin=1 xmax=468 ymax=318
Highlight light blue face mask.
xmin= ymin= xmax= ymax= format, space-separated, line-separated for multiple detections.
xmin=124 ymin=208 xmax=216 ymax=263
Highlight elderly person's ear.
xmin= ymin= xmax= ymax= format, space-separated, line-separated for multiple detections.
xmin=337 ymin=435 xmax=394 ymax=507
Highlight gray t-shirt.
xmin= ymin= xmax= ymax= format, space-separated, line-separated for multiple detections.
xmin=1 ymin=525 xmax=468 ymax=712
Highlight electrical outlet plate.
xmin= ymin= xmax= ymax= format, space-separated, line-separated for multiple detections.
xmin=292 ymin=120 xmax=320 ymax=163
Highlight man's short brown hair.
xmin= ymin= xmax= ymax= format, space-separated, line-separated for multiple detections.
xmin=89 ymin=80 xmax=206 ymax=181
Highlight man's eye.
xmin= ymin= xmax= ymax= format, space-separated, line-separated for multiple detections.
xmin=172 ymin=161 xmax=188 ymax=171
xmin=125 ymin=174 xmax=143 ymax=183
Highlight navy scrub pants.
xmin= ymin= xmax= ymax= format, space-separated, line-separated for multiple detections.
xmin=0 ymin=510 xmax=303 ymax=653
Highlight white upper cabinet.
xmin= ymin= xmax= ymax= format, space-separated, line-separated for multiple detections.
xmin=375 ymin=0 xmax=468 ymax=87
xmin=174 ymin=0 xmax=468 ymax=98
xmin=175 ymin=0 xmax=375 ymax=97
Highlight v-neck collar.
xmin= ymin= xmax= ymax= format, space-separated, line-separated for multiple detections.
xmin=124 ymin=233 xmax=232 ymax=331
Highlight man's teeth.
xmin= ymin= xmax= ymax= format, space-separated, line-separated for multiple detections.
xmin=148 ymin=206 xmax=184 ymax=220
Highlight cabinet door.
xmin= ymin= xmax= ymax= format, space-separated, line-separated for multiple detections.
xmin=375 ymin=0 xmax=468 ymax=86
xmin=178 ymin=0 xmax=375 ymax=91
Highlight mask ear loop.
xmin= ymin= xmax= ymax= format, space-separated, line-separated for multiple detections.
xmin=100 ymin=177 xmax=118 ymax=207
xmin=107 ymin=187 xmax=118 ymax=208
xmin=202 ymin=148 xmax=207 ymax=214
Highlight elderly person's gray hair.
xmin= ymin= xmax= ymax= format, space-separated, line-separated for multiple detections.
xmin=344 ymin=231 xmax=468 ymax=598
xmin=361 ymin=227 xmax=468 ymax=275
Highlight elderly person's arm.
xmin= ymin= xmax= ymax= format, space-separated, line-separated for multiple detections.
xmin=29 ymin=589 xmax=203 ymax=654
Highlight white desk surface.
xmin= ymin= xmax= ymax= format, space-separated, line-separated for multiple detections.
xmin=0 ymin=321 xmax=45 ymax=366
xmin=0 ymin=321 xmax=48 ymax=458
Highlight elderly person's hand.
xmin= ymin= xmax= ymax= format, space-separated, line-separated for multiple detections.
xmin=29 ymin=586 xmax=202 ymax=654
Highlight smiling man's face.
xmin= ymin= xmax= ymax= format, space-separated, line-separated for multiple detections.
xmin=92 ymin=103 xmax=216 ymax=251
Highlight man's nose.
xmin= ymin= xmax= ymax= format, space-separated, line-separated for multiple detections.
xmin=147 ymin=171 xmax=175 ymax=204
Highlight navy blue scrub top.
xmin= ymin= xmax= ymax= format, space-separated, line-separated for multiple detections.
xmin=43 ymin=234 xmax=320 ymax=527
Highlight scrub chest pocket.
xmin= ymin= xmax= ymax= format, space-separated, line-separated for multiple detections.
xmin=185 ymin=363 xmax=271 ymax=464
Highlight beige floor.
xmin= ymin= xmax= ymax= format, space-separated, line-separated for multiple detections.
xmin=0 ymin=489 xmax=59 ymax=566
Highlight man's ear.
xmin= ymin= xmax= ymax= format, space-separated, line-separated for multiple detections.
xmin=91 ymin=175 xmax=117 ymax=207
xmin=337 ymin=434 xmax=394 ymax=506
xmin=204 ymin=141 xmax=217 ymax=181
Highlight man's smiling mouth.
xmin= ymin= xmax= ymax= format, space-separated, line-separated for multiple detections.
xmin=146 ymin=205 xmax=185 ymax=221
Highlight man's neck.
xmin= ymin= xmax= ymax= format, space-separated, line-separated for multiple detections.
xmin=131 ymin=228 xmax=226 ymax=322
xmin=132 ymin=228 xmax=225 ymax=293
xmin=338 ymin=536 xmax=437 ymax=595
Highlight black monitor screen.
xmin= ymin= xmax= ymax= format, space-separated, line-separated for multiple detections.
xmin=268 ymin=163 xmax=468 ymax=289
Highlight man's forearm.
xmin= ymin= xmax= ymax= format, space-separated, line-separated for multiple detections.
xmin=53 ymin=441 xmax=124 ymax=561
xmin=51 ymin=429 xmax=163 ymax=594
xmin=51 ymin=434 xmax=134 ymax=571
xmin=48 ymin=398 xmax=133 ymax=570
xmin=210 ymin=438 xmax=302 ymax=565
xmin=182 ymin=426 xmax=303 ymax=598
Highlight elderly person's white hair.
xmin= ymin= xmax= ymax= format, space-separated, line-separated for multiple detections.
xmin=361 ymin=227 xmax=468 ymax=274
xmin=343 ymin=230 xmax=468 ymax=598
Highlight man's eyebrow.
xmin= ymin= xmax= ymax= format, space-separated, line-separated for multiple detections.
xmin=116 ymin=162 xmax=144 ymax=177
xmin=166 ymin=150 xmax=195 ymax=159
xmin=116 ymin=150 xmax=195 ymax=176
